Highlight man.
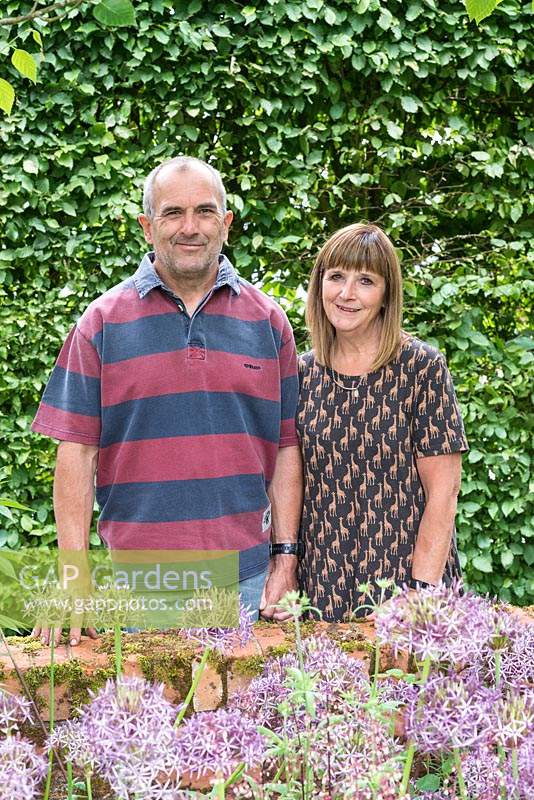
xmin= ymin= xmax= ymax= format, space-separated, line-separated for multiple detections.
xmin=31 ymin=156 xmax=303 ymax=645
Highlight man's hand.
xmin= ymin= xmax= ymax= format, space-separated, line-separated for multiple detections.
xmin=31 ymin=624 xmax=98 ymax=648
xmin=259 ymin=555 xmax=298 ymax=622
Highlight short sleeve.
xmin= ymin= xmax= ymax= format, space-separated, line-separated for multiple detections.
xmin=31 ymin=324 xmax=102 ymax=445
xmin=412 ymin=354 xmax=468 ymax=457
xmin=278 ymin=315 xmax=299 ymax=448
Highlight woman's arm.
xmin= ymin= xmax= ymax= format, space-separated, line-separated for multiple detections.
xmin=411 ymin=452 xmax=462 ymax=585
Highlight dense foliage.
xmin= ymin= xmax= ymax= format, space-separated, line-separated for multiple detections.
xmin=0 ymin=0 xmax=532 ymax=603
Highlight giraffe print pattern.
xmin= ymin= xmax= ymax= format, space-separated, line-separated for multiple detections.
xmin=296 ymin=336 xmax=468 ymax=621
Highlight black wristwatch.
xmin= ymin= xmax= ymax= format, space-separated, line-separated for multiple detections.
xmin=270 ymin=541 xmax=304 ymax=558
xmin=408 ymin=578 xmax=436 ymax=590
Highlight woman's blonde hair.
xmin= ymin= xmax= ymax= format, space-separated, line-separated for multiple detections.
xmin=306 ymin=223 xmax=403 ymax=371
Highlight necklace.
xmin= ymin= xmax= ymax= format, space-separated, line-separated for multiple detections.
xmin=330 ymin=367 xmax=365 ymax=395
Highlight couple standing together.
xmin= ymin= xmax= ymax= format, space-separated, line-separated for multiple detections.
xmin=32 ymin=156 xmax=468 ymax=644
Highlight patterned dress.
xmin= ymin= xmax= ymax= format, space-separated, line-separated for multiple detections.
xmin=296 ymin=336 xmax=468 ymax=620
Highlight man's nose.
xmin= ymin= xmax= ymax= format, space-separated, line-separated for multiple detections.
xmin=178 ymin=211 xmax=199 ymax=236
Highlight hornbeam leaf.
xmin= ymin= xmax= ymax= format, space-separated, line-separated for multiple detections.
xmin=0 ymin=78 xmax=14 ymax=114
xmin=11 ymin=49 xmax=38 ymax=83
xmin=464 ymin=0 xmax=504 ymax=23
xmin=93 ymin=0 xmax=136 ymax=27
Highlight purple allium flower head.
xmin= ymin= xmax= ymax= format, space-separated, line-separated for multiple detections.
xmin=180 ymin=600 xmax=254 ymax=655
xmin=48 ymin=719 xmax=95 ymax=771
xmin=377 ymin=677 xmax=418 ymax=707
xmin=0 ymin=735 xmax=48 ymax=800
xmin=375 ymin=580 xmax=497 ymax=665
xmin=404 ymin=672 xmax=498 ymax=753
xmin=230 ymin=671 xmax=290 ymax=730
xmin=174 ymin=707 xmax=265 ymax=779
xmin=229 ymin=635 xmax=369 ymax=733
xmin=513 ymin=731 xmax=534 ymax=799
xmin=309 ymin=709 xmax=407 ymax=800
xmin=491 ymin=687 xmax=534 ymax=749
xmin=478 ymin=607 xmax=534 ymax=689
xmin=78 ymin=675 xmax=181 ymax=798
xmin=0 ymin=690 xmax=32 ymax=735
xmin=462 ymin=746 xmax=505 ymax=800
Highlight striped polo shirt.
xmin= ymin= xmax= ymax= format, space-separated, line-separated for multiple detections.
xmin=31 ymin=253 xmax=299 ymax=580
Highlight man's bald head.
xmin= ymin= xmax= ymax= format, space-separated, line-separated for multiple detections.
xmin=143 ymin=156 xmax=227 ymax=219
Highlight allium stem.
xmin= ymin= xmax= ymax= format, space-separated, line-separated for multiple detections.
xmin=224 ymin=761 xmax=245 ymax=788
xmin=113 ymin=623 xmax=122 ymax=676
xmin=66 ymin=761 xmax=73 ymax=799
xmin=494 ymin=649 xmax=502 ymax=687
xmin=85 ymin=770 xmax=93 ymax=800
xmin=214 ymin=777 xmax=225 ymax=799
xmin=400 ymin=655 xmax=432 ymax=796
xmin=453 ymin=748 xmax=467 ymax=800
xmin=43 ymin=626 xmax=56 ymax=800
xmin=174 ymin=645 xmax=211 ymax=728
xmin=511 ymin=747 xmax=519 ymax=799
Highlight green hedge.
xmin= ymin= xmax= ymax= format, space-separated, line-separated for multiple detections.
xmin=0 ymin=0 xmax=532 ymax=602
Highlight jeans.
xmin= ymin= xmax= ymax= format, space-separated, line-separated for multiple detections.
xmin=124 ymin=569 xmax=268 ymax=632
xmin=239 ymin=568 xmax=268 ymax=622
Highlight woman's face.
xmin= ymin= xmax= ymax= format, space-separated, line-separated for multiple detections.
xmin=321 ymin=267 xmax=386 ymax=337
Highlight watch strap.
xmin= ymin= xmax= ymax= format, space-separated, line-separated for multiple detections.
xmin=270 ymin=541 xmax=303 ymax=558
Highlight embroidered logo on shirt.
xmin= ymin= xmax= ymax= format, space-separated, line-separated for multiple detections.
xmin=244 ymin=363 xmax=261 ymax=370
xmin=262 ymin=505 xmax=272 ymax=532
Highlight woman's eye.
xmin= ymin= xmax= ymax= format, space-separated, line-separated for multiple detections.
xmin=328 ymin=273 xmax=343 ymax=281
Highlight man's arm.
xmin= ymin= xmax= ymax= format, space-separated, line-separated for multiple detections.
xmin=260 ymin=444 xmax=303 ymax=621
xmin=411 ymin=452 xmax=462 ymax=585
xmin=33 ymin=441 xmax=99 ymax=646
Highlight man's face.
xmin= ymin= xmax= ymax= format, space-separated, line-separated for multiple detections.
xmin=138 ymin=165 xmax=233 ymax=281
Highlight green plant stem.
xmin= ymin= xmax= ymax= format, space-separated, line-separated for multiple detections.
xmin=66 ymin=761 xmax=73 ymax=800
xmin=43 ymin=627 xmax=56 ymax=800
xmin=214 ymin=777 xmax=225 ymax=799
xmin=453 ymin=748 xmax=467 ymax=800
xmin=85 ymin=771 xmax=93 ymax=800
xmin=494 ymin=650 xmax=507 ymax=800
xmin=113 ymin=623 xmax=122 ymax=676
xmin=511 ymin=748 xmax=519 ymax=798
xmin=400 ymin=655 xmax=432 ymax=796
xmin=174 ymin=646 xmax=211 ymax=728
xmin=495 ymin=650 xmax=502 ymax=687
xmin=224 ymin=762 xmax=245 ymax=788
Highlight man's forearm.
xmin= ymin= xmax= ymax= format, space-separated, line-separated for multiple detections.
xmin=53 ymin=441 xmax=99 ymax=550
xmin=267 ymin=444 xmax=303 ymax=545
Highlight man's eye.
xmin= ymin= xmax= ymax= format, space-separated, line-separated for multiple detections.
xmin=199 ymin=208 xmax=214 ymax=215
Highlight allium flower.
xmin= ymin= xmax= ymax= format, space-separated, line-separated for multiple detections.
xmin=230 ymin=671 xmax=290 ymax=729
xmin=462 ymin=745 xmax=505 ymax=800
xmin=477 ymin=607 xmax=534 ymax=689
xmin=0 ymin=735 xmax=48 ymax=800
xmin=512 ymin=732 xmax=534 ymax=799
xmin=174 ymin=707 xmax=265 ymax=779
xmin=311 ymin=709 xmax=407 ymax=800
xmin=375 ymin=581 xmax=497 ymax=665
xmin=229 ymin=635 xmax=369 ymax=733
xmin=180 ymin=599 xmax=254 ymax=655
xmin=48 ymin=719 xmax=95 ymax=771
xmin=0 ymin=691 xmax=32 ymax=735
xmin=491 ymin=687 xmax=534 ymax=749
xmin=404 ymin=672 xmax=498 ymax=752
xmin=377 ymin=677 xmax=417 ymax=707
xmin=78 ymin=676 xmax=181 ymax=798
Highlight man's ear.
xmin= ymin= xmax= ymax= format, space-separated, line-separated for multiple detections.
xmin=223 ymin=210 xmax=234 ymax=244
xmin=138 ymin=214 xmax=153 ymax=244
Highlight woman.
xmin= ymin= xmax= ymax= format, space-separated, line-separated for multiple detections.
xmin=297 ymin=223 xmax=468 ymax=620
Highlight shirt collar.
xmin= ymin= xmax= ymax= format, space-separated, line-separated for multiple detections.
xmin=133 ymin=252 xmax=241 ymax=299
